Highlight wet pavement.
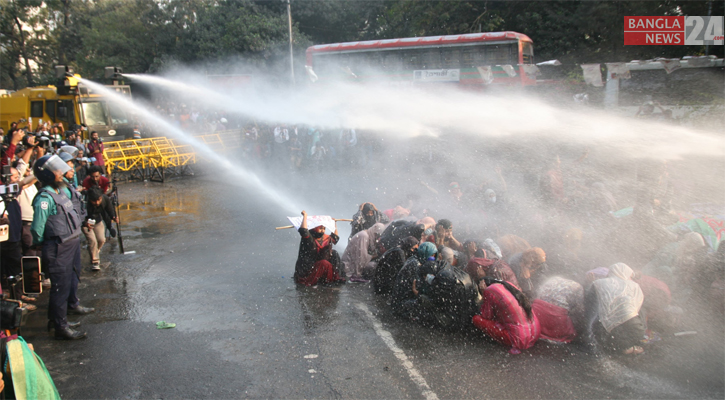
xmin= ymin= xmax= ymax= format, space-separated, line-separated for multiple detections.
xmin=19 ymin=169 xmax=725 ymax=399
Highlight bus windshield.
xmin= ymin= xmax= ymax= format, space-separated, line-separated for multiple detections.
xmin=81 ymin=101 xmax=108 ymax=126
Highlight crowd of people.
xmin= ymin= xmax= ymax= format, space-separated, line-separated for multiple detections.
xmin=145 ymin=98 xmax=378 ymax=171
xmin=292 ymin=151 xmax=724 ymax=356
xmin=2 ymin=121 xmax=120 ymax=339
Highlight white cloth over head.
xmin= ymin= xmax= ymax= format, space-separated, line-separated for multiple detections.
xmin=592 ymin=263 xmax=644 ymax=332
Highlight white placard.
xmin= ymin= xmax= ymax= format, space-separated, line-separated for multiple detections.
xmin=287 ymin=215 xmax=336 ymax=232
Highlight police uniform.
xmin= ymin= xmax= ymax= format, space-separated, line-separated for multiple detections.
xmin=31 ymin=182 xmax=86 ymax=330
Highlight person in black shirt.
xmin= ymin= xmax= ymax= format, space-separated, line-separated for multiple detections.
xmin=83 ymin=187 xmax=117 ymax=271
xmin=294 ymin=210 xmax=344 ymax=286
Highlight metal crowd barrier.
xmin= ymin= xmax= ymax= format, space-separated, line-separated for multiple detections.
xmin=103 ymin=129 xmax=243 ymax=182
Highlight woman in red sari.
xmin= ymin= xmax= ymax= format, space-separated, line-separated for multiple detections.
xmin=472 ymin=277 xmax=540 ymax=353
xmin=294 ymin=210 xmax=345 ymax=286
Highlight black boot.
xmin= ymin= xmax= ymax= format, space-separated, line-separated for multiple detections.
xmin=48 ymin=320 xmax=81 ymax=331
xmin=68 ymin=305 xmax=95 ymax=315
xmin=55 ymin=326 xmax=87 ymax=340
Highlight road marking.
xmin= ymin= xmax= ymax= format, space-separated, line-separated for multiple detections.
xmin=356 ymin=303 xmax=439 ymax=400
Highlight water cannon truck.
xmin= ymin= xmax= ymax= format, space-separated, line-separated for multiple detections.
xmin=0 ymin=66 xmax=133 ymax=141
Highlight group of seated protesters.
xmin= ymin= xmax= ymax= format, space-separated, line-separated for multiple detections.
xmin=293 ymin=200 xmax=723 ymax=356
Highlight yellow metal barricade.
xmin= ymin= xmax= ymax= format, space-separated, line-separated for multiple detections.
xmin=103 ymin=139 xmax=155 ymax=179
xmin=102 ymin=129 xmax=243 ymax=181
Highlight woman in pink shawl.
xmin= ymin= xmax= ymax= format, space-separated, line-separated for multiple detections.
xmin=533 ymin=277 xmax=584 ymax=343
xmin=473 ymin=277 xmax=540 ymax=354
xmin=342 ymin=223 xmax=386 ymax=283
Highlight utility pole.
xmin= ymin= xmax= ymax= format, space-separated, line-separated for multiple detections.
xmin=287 ymin=0 xmax=295 ymax=86
xmin=705 ymin=0 xmax=712 ymax=56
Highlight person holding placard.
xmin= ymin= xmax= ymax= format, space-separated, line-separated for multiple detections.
xmin=294 ymin=211 xmax=345 ymax=286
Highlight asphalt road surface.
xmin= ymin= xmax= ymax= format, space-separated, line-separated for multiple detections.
xmin=20 ymin=168 xmax=724 ymax=399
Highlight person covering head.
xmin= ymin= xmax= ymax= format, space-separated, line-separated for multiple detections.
xmin=592 ymin=263 xmax=644 ymax=332
xmin=342 ymin=222 xmax=386 ymax=281
xmin=309 ymin=224 xmax=326 ymax=239
xmin=350 ymin=202 xmax=389 ymax=238
xmin=440 ymin=247 xmax=457 ymax=266
xmin=362 ymin=202 xmax=377 ymax=216
xmin=416 ymin=217 xmax=435 ymax=228
xmin=416 ymin=242 xmax=438 ymax=263
xmin=675 ymin=232 xmax=706 ymax=265
xmin=436 ymin=219 xmax=453 ymax=230
xmin=400 ymin=236 xmax=420 ymax=254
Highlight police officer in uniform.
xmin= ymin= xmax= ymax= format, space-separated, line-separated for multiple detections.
xmin=31 ymin=154 xmax=95 ymax=340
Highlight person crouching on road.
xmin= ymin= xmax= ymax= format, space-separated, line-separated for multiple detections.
xmin=294 ymin=210 xmax=345 ymax=286
xmin=31 ymin=155 xmax=95 ymax=340
xmin=472 ymin=277 xmax=540 ymax=354
xmin=84 ymin=187 xmax=117 ymax=271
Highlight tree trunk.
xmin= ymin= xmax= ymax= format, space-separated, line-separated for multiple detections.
xmin=59 ymin=0 xmax=70 ymax=65
xmin=14 ymin=16 xmax=34 ymax=86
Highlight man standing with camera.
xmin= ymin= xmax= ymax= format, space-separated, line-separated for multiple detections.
xmin=31 ymin=154 xmax=94 ymax=340
xmin=1 ymin=134 xmax=39 ymax=308
xmin=86 ymin=131 xmax=105 ymax=168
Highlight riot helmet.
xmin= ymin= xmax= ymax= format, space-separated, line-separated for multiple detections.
xmin=59 ymin=145 xmax=80 ymax=159
xmin=33 ymin=154 xmax=71 ymax=185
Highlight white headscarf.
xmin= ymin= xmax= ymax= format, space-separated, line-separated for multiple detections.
xmin=592 ymin=263 xmax=644 ymax=332
xmin=342 ymin=223 xmax=386 ymax=277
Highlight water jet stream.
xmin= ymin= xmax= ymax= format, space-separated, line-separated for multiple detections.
xmin=123 ymin=72 xmax=725 ymax=161
xmin=77 ymin=77 xmax=301 ymax=214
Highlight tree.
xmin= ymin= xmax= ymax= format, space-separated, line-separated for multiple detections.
xmin=0 ymin=0 xmax=45 ymax=87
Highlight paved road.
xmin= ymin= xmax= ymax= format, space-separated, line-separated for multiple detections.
xmin=20 ymin=169 xmax=724 ymax=399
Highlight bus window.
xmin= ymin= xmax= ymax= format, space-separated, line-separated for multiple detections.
xmin=31 ymin=101 xmax=43 ymax=118
xmin=45 ymin=100 xmax=56 ymax=119
xmin=473 ymin=46 xmax=487 ymax=65
xmin=81 ymin=101 xmax=108 ymax=126
xmin=337 ymin=53 xmax=350 ymax=71
xmin=421 ymin=49 xmax=441 ymax=69
xmin=108 ymin=102 xmax=129 ymax=125
xmin=403 ymin=49 xmax=422 ymax=70
xmin=313 ymin=54 xmax=330 ymax=75
xmin=461 ymin=48 xmax=476 ymax=68
xmin=441 ymin=48 xmax=461 ymax=69
xmin=522 ymin=41 xmax=534 ymax=64
xmin=348 ymin=53 xmax=365 ymax=71
xmin=486 ymin=44 xmax=513 ymax=65
xmin=382 ymin=51 xmax=402 ymax=71
xmin=366 ymin=52 xmax=382 ymax=70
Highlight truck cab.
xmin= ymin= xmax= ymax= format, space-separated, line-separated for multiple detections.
xmin=0 ymin=76 xmax=133 ymax=141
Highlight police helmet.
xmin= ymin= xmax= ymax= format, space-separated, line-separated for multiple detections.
xmin=58 ymin=151 xmax=74 ymax=163
xmin=33 ymin=155 xmax=71 ymax=185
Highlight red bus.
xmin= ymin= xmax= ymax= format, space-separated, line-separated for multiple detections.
xmin=305 ymin=31 xmax=535 ymax=87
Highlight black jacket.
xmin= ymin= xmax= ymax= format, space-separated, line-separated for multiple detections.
xmin=86 ymin=195 xmax=116 ymax=227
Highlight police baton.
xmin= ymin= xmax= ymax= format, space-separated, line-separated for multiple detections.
xmin=110 ymin=179 xmax=125 ymax=253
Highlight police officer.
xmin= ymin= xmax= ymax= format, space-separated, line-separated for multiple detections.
xmin=31 ymin=154 xmax=94 ymax=340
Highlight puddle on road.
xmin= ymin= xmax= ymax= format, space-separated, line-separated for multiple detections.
xmin=115 ymin=181 xmax=206 ymax=238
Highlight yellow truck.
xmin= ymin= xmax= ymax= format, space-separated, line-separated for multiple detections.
xmin=0 ymin=73 xmax=133 ymax=141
